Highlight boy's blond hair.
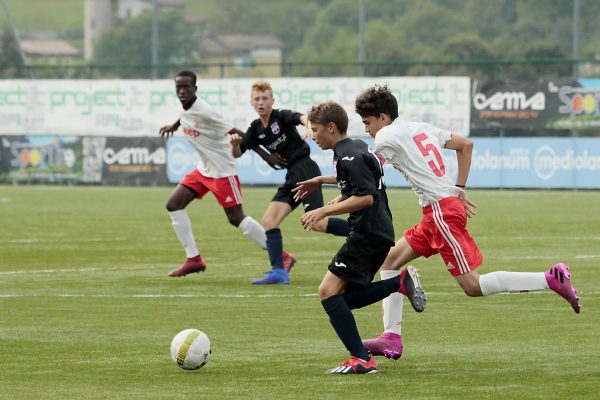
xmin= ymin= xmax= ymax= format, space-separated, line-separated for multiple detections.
xmin=251 ymin=80 xmax=273 ymax=94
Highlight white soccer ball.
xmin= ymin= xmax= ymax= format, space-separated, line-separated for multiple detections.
xmin=170 ymin=328 xmax=211 ymax=370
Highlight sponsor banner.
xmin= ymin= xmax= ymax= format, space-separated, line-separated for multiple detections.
xmin=0 ymin=135 xmax=82 ymax=183
xmin=166 ymin=136 xmax=288 ymax=184
xmin=468 ymin=138 xmax=600 ymax=188
xmin=471 ymin=80 xmax=578 ymax=130
xmin=201 ymin=136 xmax=598 ymax=189
xmin=550 ymin=79 xmax=600 ymax=130
xmin=0 ymin=77 xmax=470 ymax=137
xmin=98 ymin=137 xmax=168 ymax=185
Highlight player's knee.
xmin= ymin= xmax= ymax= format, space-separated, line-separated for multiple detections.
xmin=165 ymin=200 xmax=180 ymax=212
xmin=226 ymin=211 xmax=245 ymax=227
xmin=260 ymin=216 xmax=276 ymax=230
xmin=318 ymin=283 xmax=333 ymax=301
xmin=462 ymin=284 xmax=483 ymax=297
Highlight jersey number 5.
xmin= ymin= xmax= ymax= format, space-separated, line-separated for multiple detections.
xmin=412 ymin=133 xmax=446 ymax=177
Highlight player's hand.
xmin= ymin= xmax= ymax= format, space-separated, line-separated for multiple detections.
xmin=300 ymin=208 xmax=326 ymax=231
xmin=159 ymin=124 xmax=177 ymax=138
xmin=303 ymin=121 xmax=314 ymax=140
xmin=292 ymin=177 xmax=321 ymax=202
xmin=263 ymin=153 xmax=287 ymax=170
xmin=230 ymin=133 xmax=243 ymax=146
xmin=456 ymin=187 xmax=477 ymax=218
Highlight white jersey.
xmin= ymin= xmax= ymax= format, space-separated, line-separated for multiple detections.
xmin=373 ymin=119 xmax=462 ymax=207
xmin=178 ymin=98 xmax=237 ymax=178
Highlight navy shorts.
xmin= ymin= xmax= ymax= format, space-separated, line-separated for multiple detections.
xmin=272 ymin=156 xmax=323 ymax=212
xmin=328 ymin=232 xmax=395 ymax=287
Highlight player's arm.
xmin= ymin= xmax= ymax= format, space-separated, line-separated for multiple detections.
xmin=159 ymin=119 xmax=180 ymax=137
xmin=227 ymin=128 xmax=245 ymax=158
xmin=299 ymin=114 xmax=313 ymax=140
xmin=444 ymin=133 xmax=473 ymax=187
xmin=445 ymin=133 xmax=477 ymax=217
xmin=300 ymin=194 xmax=372 ymax=231
xmin=292 ymin=175 xmax=336 ymax=202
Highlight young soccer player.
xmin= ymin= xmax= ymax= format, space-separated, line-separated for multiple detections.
xmin=159 ymin=71 xmax=292 ymax=277
xmin=230 ymin=80 xmax=350 ymax=285
xmin=353 ymin=84 xmax=582 ymax=360
xmin=293 ymin=101 xmax=425 ymax=374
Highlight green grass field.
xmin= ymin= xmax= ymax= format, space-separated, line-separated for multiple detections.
xmin=0 ymin=186 xmax=599 ymax=399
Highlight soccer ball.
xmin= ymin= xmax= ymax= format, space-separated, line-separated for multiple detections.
xmin=170 ymin=328 xmax=211 ymax=370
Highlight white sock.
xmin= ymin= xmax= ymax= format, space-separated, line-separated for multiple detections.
xmin=238 ymin=216 xmax=267 ymax=249
xmin=381 ymin=270 xmax=403 ymax=335
xmin=479 ymin=271 xmax=549 ymax=296
xmin=168 ymin=210 xmax=199 ymax=258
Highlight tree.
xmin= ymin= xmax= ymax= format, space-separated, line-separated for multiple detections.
xmin=93 ymin=11 xmax=200 ymax=78
xmin=0 ymin=24 xmax=25 ymax=78
xmin=434 ymin=33 xmax=496 ymax=79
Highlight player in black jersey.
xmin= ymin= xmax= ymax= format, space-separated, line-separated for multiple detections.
xmin=293 ymin=101 xmax=421 ymax=374
xmin=231 ymin=81 xmax=350 ymax=285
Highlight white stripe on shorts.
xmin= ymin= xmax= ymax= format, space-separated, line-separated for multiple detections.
xmin=431 ymin=202 xmax=470 ymax=274
xmin=228 ymin=176 xmax=243 ymax=204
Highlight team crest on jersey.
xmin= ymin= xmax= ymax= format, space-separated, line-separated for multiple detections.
xmin=270 ymin=122 xmax=280 ymax=135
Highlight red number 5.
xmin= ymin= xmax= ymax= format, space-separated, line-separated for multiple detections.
xmin=412 ymin=133 xmax=446 ymax=177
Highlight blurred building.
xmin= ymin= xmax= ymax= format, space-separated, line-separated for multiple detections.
xmin=201 ymin=34 xmax=283 ymax=78
xmin=83 ymin=0 xmax=185 ymax=60
xmin=83 ymin=0 xmax=283 ymax=77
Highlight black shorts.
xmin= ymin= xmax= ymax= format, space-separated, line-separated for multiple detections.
xmin=272 ymin=156 xmax=323 ymax=211
xmin=328 ymin=232 xmax=395 ymax=287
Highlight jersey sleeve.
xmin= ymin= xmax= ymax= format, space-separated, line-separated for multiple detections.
xmin=240 ymin=123 xmax=259 ymax=153
xmin=373 ymin=131 xmax=396 ymax=167
xmin=278 ymin=109 xmax=303 ymax=126
xmin=426 ymin=123 xmax=453 ymax=147
xmin=197 ymin=102 xmax=235 ymax=137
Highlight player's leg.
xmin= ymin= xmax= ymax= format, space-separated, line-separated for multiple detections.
xmin=362 ymin=237 xmax=423 ymax=359
xmin=223 ymin=204 xmax=267 ymax=249
xmin=224 ymin=202 xmax=290 ymax=285
xmin=320 ymin=271 xmax=377 ymax=374
xmin=165 ymin=179 xmax=208 ymax=277
xmin=459 ymin=264 xmax=581 ymax=313
xmin=250 ymin=200 xmax=292 ymax=284
xmin=208 ymin=175 xmax=267 ymax=250
xmin=434 ymin=198 xmax=581 ymax=312
xmin=323 ymin=236 xmax=393 ymax=374
xmin=260 ymin=200 xmax=293 ymax=270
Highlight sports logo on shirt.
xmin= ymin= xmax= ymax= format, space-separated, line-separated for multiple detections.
xmin=334 ymin=261 xmax=347 ymax=268
xmin=341 ymin=156 xmax=355 ymax=161
xmin=270 ymin=122 xmax=280 ymax=135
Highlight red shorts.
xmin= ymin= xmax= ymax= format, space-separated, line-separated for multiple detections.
xmin=180 ymin=168 xmax=243 ymax=208
xmin=404 ymin=197 xmax=483 ymax=276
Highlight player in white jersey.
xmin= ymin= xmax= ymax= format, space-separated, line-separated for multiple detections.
xmin=353 ymin=84 xmax=581 ymax=360
xmin=159 ymin=70 xmax=287 ymax=278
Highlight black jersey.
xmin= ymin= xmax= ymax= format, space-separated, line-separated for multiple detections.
xmin=240 ymin=109 xmax=310 ymax=168
xmin=333 ymin=138 xmax=394 ymax=242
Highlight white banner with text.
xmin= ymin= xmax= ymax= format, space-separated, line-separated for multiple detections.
xmin=0 ymin=77 xmax=470 ymax=137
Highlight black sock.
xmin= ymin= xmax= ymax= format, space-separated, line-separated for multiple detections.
xmin=266 ymin=228 xmax=283 ymax=269
xmin=343 ymin=276 xmax=400 ymax=309
xmin=321 ymin=294 xmax=370 ymax=360
xmin=326 ymin=217 xmax=351 ymax=237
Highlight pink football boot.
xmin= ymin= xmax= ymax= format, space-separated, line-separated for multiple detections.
xmin=545 ymin=263 xmax=581 ymax=313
